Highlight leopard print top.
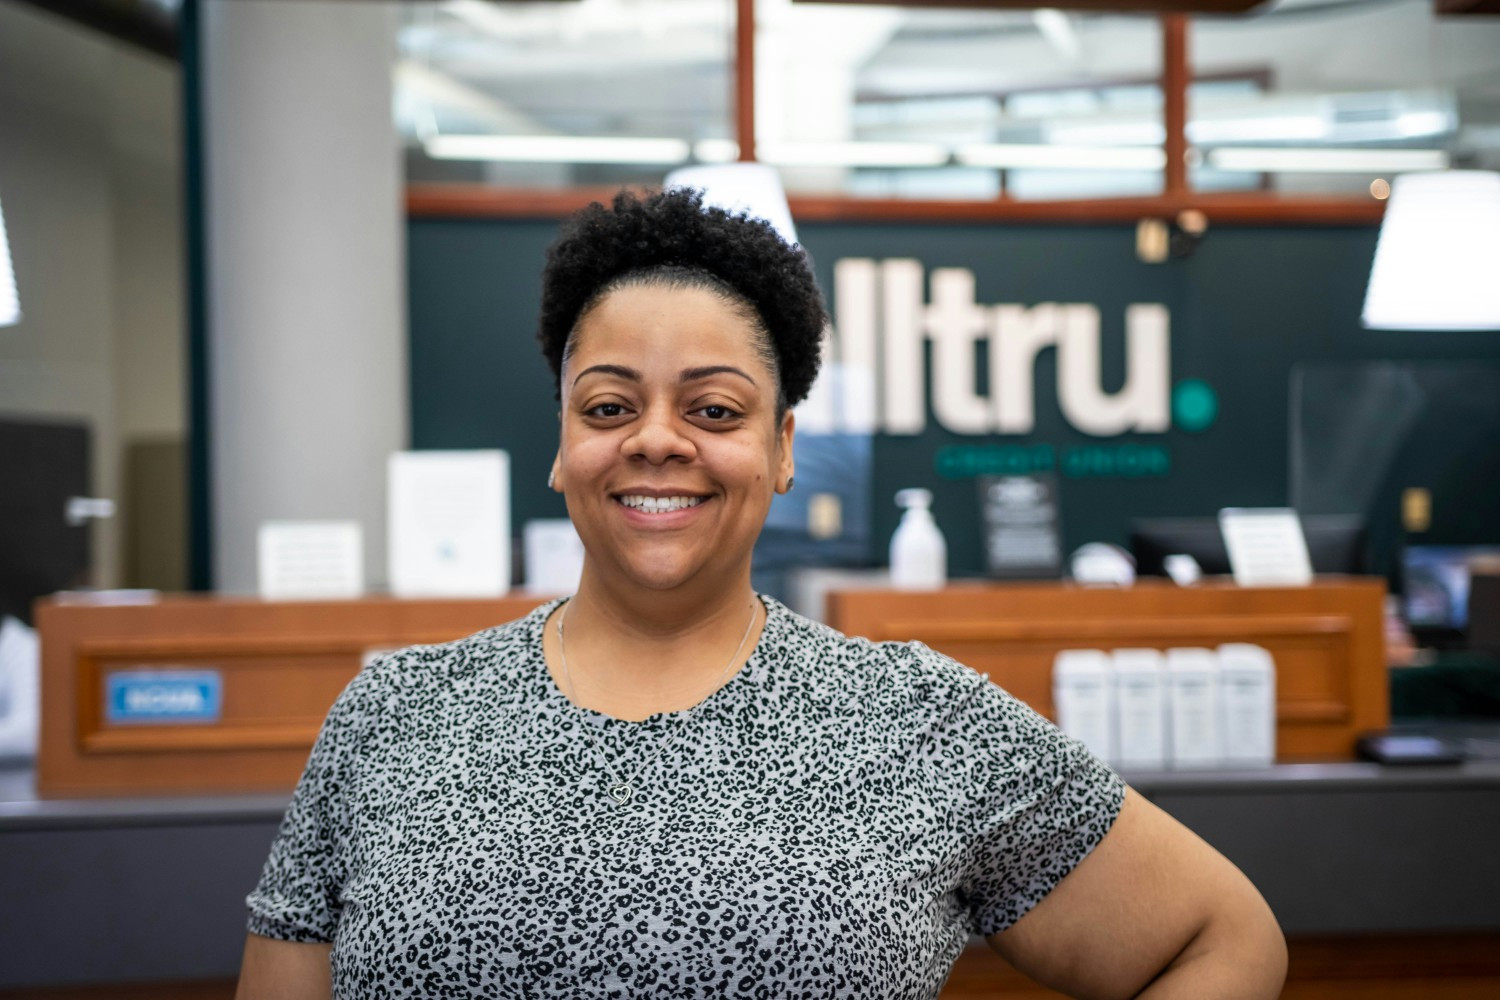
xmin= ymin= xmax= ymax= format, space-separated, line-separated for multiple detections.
xmin=246 ymin=595 xmax=1125 ymax=998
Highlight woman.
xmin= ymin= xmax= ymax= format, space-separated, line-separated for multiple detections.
xmin=238 ymin=189 xmax=1286 ymax=998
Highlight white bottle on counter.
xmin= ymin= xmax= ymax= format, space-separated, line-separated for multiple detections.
xmin=1217 ymin=643 xmax=1277 ymax=767
xmin=1166 ymin=647 xmax=1221 ymax=769
xmin=1112 ymin=648 xmax=1167 ymax=769
xmin=889 ymin=488 xmax=947 ymax=590
xmin=1052 ymin=649 xmax=1116 ymax=764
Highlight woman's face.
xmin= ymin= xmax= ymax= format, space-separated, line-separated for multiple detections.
xmin=552 ymin=282 xmax=794 ymax=594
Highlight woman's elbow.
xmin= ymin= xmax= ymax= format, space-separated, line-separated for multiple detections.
xmin=1184 ymin=887 xmax=1287 ymax=998
xmin=1229 ymin=899 xmax=1288 ymax=997
xmin=1140 ymin=882 xmax=1286 ymax=999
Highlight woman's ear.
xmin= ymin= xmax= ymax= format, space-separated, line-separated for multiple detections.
xmin=776 ymin=411 xmax=795 ymax=494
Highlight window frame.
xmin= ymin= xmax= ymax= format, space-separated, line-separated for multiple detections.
xmin=405 ymin=5 xmax=1386 ymax=225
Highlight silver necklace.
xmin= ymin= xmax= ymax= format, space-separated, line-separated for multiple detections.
xmin=556 ymin=597 xmax=758 ymax=805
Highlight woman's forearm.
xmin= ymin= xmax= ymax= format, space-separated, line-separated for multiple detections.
xmin=1136 ymin=906 xmax=1287 ymax=999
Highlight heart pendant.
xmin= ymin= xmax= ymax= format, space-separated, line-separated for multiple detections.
xmin=607 ymin=781 xmax=633 ymax=804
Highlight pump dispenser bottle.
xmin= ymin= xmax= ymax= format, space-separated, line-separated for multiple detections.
xmin=890 ymin=488 xmax=947 ymax=590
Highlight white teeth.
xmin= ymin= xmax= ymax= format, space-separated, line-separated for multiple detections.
xmin=617 ymin=495 xmax=705 ymax=514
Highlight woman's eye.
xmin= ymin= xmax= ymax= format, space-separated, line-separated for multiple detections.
xmin=697 ymin=404 xmax=739 ymax=421
xmin=587 ymin=402 xmax=627 ymax=418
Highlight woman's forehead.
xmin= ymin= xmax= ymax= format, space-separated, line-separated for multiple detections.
xmin=568 ymin=283 xmax=772 ymax=371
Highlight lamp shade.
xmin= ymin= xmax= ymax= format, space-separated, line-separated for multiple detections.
xmin=664 ymin=162 xmax=798 ymax=248
xmin=0 ymin=196 xmax=18 ymax=327
xmin=1362 ymin=170 xmax=1500 ymax=331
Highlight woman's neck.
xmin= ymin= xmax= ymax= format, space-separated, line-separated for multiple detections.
xmin=572 ymin=563 xmax=756 ymax=638
xmin=545 ymin=569 xmax=764 ymax=721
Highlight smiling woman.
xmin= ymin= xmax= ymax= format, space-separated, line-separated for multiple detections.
xmin=236 ymin=188 xmax=1286 ymax=1000
xmin=553 ymin=284 xmax=792 ymax=615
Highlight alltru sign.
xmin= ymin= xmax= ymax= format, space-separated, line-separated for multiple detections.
xmin=794 ymin=259 xmax=1219 ymax=481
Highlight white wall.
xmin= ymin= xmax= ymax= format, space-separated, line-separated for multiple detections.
xmin=202 ymin=0 xmax=407 ymax=593
xmin=0 ymin=0 xmax=185 ymax=590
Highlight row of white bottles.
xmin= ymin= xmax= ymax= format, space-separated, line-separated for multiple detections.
xmin=1052 ymin=645 xmax=1277 ymax=770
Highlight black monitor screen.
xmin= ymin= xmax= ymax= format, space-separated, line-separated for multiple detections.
xmin=1131 ymin=514 xmax=1368 ymax=578
xmin=1402 ymin=545 xmax=1500 ymax=630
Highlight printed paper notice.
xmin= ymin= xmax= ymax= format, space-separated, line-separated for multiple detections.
xmin=257 ymin=521 xmax=364 ymax=599
xmin=388 ymin=450 xmax=510 ymax=597
xmin=1218 ymin=507 xmax=1314 ymax=587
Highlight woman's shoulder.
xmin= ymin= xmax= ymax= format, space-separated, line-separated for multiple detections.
xmin=764 ymin=596 xmax=992 ymax=716
xmin=360 ymin=598 xmax=559 ymax=699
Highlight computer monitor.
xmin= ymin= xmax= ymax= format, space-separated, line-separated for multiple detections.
xmin=1401 ymin=545 xmax=1500 ymax=634
xmin=1130 ymin=514 xmax=1369 ymax=578
xmin=1130 ymin=518 xmax=1231 ymax=576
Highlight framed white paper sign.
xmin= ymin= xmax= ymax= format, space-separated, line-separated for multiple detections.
xmin=388 ymin=450 xmax=510 ymax=597
xmin=257 ymin=521 xmax=364 ymax=600
xmin=1218 ymin=507 xmax=1314 ymax=587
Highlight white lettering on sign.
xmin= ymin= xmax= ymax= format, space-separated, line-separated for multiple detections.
xmin=799 ymin=259 xmax=1171 ymax=437
xmin=123 ymin=685 xmax=207 ymax=714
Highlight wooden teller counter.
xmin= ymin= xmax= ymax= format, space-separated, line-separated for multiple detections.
xmin=4 ymin=579 xmax=1498 ymax=997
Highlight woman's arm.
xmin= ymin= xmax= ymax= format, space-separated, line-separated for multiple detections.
xmin=235 ymin=933 xmax=333 ymax=1000
xmin=987 ymin=787 xmax=1287 ymax=1000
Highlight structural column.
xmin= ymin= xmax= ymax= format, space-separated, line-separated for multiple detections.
xmin=200 ymin=0 xmax=406 ymax=592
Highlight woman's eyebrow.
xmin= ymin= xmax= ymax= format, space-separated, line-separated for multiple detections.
xmin=680 ymin=365 xmax=756 ymax=386
xmin=572 ymin=363 xmax=641 ymax=387
xmin=572 ymin=363 xmax=757 ymax=388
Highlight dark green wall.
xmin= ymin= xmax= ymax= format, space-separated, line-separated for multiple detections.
xmin=408 ymin=217 xmax=1500 ymax=579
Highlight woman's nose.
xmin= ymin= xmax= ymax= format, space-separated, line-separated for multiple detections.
xmin=624 ymin=404 xmax=696 ymax=464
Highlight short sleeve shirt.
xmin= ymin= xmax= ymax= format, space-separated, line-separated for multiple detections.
xmin=246 ymin=596 xmax=1125 ymax=998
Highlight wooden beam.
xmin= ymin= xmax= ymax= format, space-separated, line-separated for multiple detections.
xmin=1435 ymin=0 xmax=1500 ymax=13
xmin=1163 ymin=15 xmax=1189 ymax=197
xmin=406 ymin=184 xmax=1386 ymax=226
xmin=736 ymin=0 xmax=756 ymax=161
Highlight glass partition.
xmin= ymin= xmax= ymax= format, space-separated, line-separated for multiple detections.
xmin=399 ymin=0 xmax=735 ymax=189
xmin=1190 ymin=0 xmax=1500 ymax=196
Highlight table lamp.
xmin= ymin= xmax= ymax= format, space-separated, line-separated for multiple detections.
xmin=663 ymin=162 xmax=798 ymax=248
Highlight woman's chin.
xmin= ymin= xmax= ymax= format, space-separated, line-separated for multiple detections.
xmin=606 ymin=553 xmax=724 ymax=594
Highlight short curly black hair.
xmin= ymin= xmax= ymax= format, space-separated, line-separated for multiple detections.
xmin=537 ymin=188 xmax=827 ymax=414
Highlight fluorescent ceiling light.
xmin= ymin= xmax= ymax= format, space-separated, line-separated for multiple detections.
xmin=758 ymin=141 xmax=950 ymax=168
xmin=0 ymin=197 xmax=18 ymax=328
xmin=957 ymin=144 xmax=1165 ymax=171
xmin=1395 ymin=110 xmax=1454 ymax=139
xmin=1187 ymin=115 xmax=1328 ymax=144
xmin=1363 ymin=170 xmax=1500 ymax=331
xmin=1046 ymin=121 xmax=1165 ymax=147
xmin=693 ymin=139 xmax=740 ymax=164
xmin=423 ymin=134 xmax=691 ymax=164
xmin=414 ymin=133 xmax=1466 ymax=178
xmin=1207 ymin=148 xmax=1449 ymax=174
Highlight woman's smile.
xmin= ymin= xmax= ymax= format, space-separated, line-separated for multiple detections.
xmin=613 ymin=490 xmax=711 ymax=525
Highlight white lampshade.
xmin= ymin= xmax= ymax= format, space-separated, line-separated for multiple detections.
xmin=1362 ymin=170 xmax=1500 ymax=331
xmin=0 ymin=196 xmax=18 ymax=328
xmin=664 ymin=162 xmax=798 ymax=248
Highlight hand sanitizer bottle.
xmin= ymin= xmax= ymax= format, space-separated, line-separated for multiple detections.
xmin=1053 ymin=649 xmax=1117 ymax=764
xmin=890 ymin=488 xmax=947 ymax=590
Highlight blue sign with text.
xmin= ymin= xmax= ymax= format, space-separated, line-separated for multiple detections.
xmin=105 ymin=670 xmax=222 ymax=725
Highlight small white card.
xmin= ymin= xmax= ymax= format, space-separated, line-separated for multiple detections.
xmin=257 ymin=521 xmax=364 ymax=600
xmin=1218 ymin=507 xmax=1314 ymax=587
xmin=523 ymin=518 xmax=585 ymax=594
xmin=388 ymin=450 xmax=510 ymax=597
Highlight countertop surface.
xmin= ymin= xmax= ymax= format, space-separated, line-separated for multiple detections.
xmin=6 ymin=739 xmax=1500 ymax=831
